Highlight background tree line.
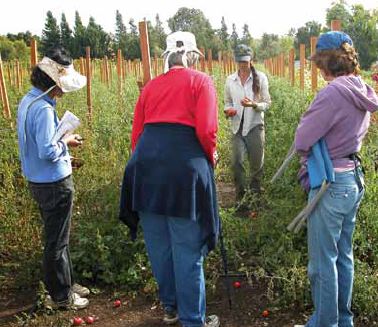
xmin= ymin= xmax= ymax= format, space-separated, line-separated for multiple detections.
xmin=0 ymin=1 xmax=377 ymax=69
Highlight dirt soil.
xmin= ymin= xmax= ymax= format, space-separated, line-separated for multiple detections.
xmin=0 ymin=183 xmax=373 ymax=326
xmin=0 ymin=276 xmax=310 ymax=327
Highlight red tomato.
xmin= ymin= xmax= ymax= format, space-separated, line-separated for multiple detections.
xmin=72 ymin=317 xmax=83 ymax=326
xmin=233 ymin=281 xmax=241 ymax=288
xmin=85 ymin=316 xmax=95 ymax=324
xmin=113 ymin=299 xmax=122 ymax=308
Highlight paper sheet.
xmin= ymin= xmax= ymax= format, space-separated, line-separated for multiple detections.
xmin=52 ymin=110 xmax=81 ymax=143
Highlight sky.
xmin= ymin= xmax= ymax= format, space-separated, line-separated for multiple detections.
xmin=0 ymin=0 xmax=377 ymax=38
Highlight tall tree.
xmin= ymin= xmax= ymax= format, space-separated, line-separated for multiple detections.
xmin=256 ymin=33 xmax=280 ymax=60
xmin=114 ymin=10 xmax=127 ymax=56
xmin=167 ymin=7 xmax=216 ymax=53
xmin=230 ymin=23 xmax=239 ymax=49
xmin=73 ymin=11 xmax=87 ymax=58
xmin=60 ymin=13 xmax=73 ymax=54
xmin=326 ymin=0 xmax=351 ymax=30
xmin=346 ymin=5 xmax=378 ymax=69
xmin=41 ymin=11 xmax=61 ymax=54
xmin=154 ymin=14 xmax=167 ymax=54
xmin=127 ymin=18 xmax=140 ymax=59
xmin=241 ymin=24 xmax=253 ymax=48
xmin=86 ymin=16 xmax=111 ymax=58
xmin=218 ymin=16 xmax=230 ymax=51
xmin=295 ymin=21 xmax=322 ymax=57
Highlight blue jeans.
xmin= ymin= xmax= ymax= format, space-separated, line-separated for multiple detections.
xmin=305 ymin=170 xmax=364 ymax=327
xmin=28 ymin=175 xmax=75 ymax=303
xmin=139 ymin=212 xmax=207 ymax=327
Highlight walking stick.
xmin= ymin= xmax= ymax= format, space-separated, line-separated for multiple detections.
xmin=219 ymin=224 xmax=232 ymax=309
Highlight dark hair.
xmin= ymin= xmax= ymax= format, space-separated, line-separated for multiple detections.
xmin=311 ymin=42 xmax=360 ymax=77
xmin=30 ymin=46 xmax=73 ymax=91
xmin=250 ymin=63 xmax=261 ymax=99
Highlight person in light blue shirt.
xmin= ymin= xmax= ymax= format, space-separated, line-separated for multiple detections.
xmin=16 ymin=46 xmax=90 ymax=310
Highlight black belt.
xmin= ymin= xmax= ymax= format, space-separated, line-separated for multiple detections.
xmin=348 ymin=153 xmax=364 ymax=192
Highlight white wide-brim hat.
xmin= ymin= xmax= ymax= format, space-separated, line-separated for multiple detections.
xmin=38 ymin=57 xmax=87 ymax=93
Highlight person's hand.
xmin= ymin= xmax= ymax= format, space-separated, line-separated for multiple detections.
xmin=213 ymin=151 xmax=220 ymax=168
xmin=241 ymin=97 xmax=258 ymax=109
xmin=137 ymin=80 xmax=144 ymax=93
xmin=62 ymin=134 xmax=84 ymax=147
xmin=224 ymin=108 xmax=237 ymax=117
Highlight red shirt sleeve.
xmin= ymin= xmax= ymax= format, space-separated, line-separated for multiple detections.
xmin=131 ymin=93 xmax=145 ymax=151
xmin=194 ymin=76 xmax=218 ymax=166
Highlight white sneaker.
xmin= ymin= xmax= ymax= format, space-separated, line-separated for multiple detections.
xmin=205 ymin=315 xmax=220 ymax=327
xmin=72 ymin=283 xmax=90 ymax=297
xmin=46 ymin=292 xmax=89 ymax=310
xmin=163 ymin=309 xmax=179 ymax=325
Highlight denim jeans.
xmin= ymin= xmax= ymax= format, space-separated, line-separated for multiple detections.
xmin=231 ymin=124 xmax=265 ymax=197
xmin=305 ymin=170 xmax=364 ymax=327
xmin=28 ymin=175 xmax=75 ymax=303
xmin=139 ymin=211 xmax=206 ymax=327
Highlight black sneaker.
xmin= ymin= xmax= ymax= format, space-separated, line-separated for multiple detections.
xmin=163 ymin=309 xmax=179 ymax=325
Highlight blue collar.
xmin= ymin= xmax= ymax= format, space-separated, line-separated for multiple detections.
xmin=29 ymin=87 xmax=57 ymax=107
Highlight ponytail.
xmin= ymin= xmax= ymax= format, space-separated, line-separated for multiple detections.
xmin=250 ymin=63 xmax=261 ymax=100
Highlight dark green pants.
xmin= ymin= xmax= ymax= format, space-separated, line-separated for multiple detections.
xmin=231 ymin=125 xmax=265 ymax=199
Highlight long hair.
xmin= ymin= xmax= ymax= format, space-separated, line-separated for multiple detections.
xmin=250 ymin=63 xmax=261 ymax=100
xmin=311 ymin=42 xmax=360 ymax=77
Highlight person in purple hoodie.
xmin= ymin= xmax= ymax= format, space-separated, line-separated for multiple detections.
xmin=294 ymin=32 xmax=378 ymax=327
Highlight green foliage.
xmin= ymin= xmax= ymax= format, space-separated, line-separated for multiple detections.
xmin=40 ymin=11 xmax=61 ymax=55
xmin=60 ymin=13 xmax=73 ymax=55
xmin=294 ymin=21 xmax=322 ymax=57
xmin=326 ymin=0 xmax=351 ymax=29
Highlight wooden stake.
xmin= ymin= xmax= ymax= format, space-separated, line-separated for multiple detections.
xmin=0 ymin=54 xmax=11 ymax=119
xmin=289 ymin=49 xmax=295 ymax=87
xmin=85 ymin=47 xmax=92 ymax=119
xmin=16 ymin=60 xmax=21 ymax=91
xmin=207 ymin=49 xmax=213 ymax=75
xmin=331 ymin=20 xmax=342 ymax=31
xmin=138 ymin=21 xmax=152 ymax=86
xmin=310 ymin=36 xmax=318 ymax=92
xmin=200 ymin=48 xmax=206 ymax=72
xmin=299 ymin=44 xmax=306 ymax=90
xmin=117 ymin=49 xmax=123 ymax=93
xmin=30 ymin=38 xmax=38 ymax=67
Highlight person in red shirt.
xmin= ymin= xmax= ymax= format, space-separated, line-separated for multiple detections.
xmin=119 ymin=31 xmax=220 ymax=327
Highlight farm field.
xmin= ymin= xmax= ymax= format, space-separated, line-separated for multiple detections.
xmin=1 ymin=56 xmax=378 ymax=327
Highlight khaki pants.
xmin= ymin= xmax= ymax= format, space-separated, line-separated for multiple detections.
xmin=231 ymin=124 xmax=265 ymax=199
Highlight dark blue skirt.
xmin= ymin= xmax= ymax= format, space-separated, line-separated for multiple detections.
xmin=119 ymin=123 xmax=219 ymax=252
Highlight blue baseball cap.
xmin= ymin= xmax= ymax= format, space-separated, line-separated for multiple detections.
xmin=316 ymin=31 xmax=353 ymax=51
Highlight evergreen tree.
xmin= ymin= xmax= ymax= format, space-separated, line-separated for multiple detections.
xmin=41 ymin=11 xmax=61 ymax=54
xmin=127 ymin=18 xmax=140 ymax=59
xmin=218 ymin=16 xmax=230 ymax=51
xmin=230 ymin=23 xmax=239 ymax=50
xmin=241 ymin=24 xmax=253 ymax=47
xmin=86 ymin=16 xmax=111 ymax=58
xmin=60 ymin=13 xmax=73 ymax=54
xmin=115 ymin=10 xmax=127 ymax=56
xmin=73 ymin=11 xmax=87 ymax=58
xmin=154 ymin=14 xmax=166 ymax=54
